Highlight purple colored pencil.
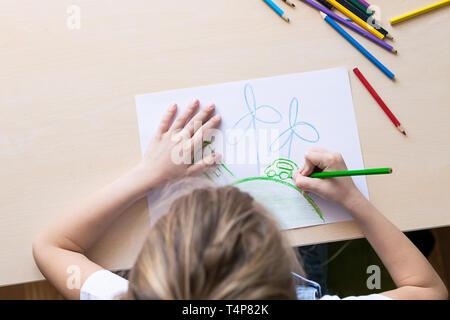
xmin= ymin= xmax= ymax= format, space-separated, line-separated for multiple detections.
xmin=355 ymin=0 xmax=370 ymax=9
xmin=300 ymin=0 xmax=396 ymax=53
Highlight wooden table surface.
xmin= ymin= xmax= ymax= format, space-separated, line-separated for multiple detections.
xmin=1 ymin=0 xmax=449 ymax=286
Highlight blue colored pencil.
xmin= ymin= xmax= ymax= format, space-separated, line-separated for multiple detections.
xmin=300 ymin=0 xmax=396 ymax=53
xmin=320 ymin=12 xmax=395 ymax=79
xmin=263 ymin=0 xmax=290 ymax=22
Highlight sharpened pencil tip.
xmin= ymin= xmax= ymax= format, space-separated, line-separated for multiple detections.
xmin=397 ymin=125 xmax=406 ymax=136
xmin=319 ymin=11 xmax=327 ymax=19
xmin=283 ymin=0 xmax=295 ymax=7
xmin=392 ymin=49 xmax=398 ymax=54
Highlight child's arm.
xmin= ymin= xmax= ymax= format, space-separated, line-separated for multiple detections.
xmin=32 ymin=100 xmax=221 ymax=299
xmin=293 ymin=147 xmax=448 ymax=300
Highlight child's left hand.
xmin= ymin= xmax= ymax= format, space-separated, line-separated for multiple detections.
xmin=134 ymin=99 xmax=221 ymax=190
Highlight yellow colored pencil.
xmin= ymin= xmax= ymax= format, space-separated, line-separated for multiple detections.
xmin=390 ymin=0 xmax=450 ymax=25
xmin=325 ymin=0 xmax=385 ymax=40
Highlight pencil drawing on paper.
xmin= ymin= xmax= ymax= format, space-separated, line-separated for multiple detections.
xmin=137 ymin=68 xmax=369 ymax=228
xmin=215 ymin=83 xmax=325 ymax=222
xmin=232 ymin=158 xmax=324 ymax=222
xmin=227 ymin=83 xmax=282 ymax=174
xmin=264 ymin=158 xmax=299 ymax=180
xmin=202 ymin=141 xmax=235 ymax=182
xmin=228 ymin=83 xmax=320 ymax=171
xmin=269 ymin=97 xmax=320 ymax=158
xmin=203 ymin=151 xmax=324 ymax=222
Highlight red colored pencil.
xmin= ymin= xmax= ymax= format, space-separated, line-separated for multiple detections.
xmin=353 ymin=68 xmax=406 ymax=136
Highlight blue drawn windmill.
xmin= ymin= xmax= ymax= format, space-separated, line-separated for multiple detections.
xmin=270 ymin=97 xmax=320 ymax=158
xmin=228 ymin=83 xmax=282 ymax=173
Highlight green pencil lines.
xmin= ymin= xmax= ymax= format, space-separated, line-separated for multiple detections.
xmin=203 ymin=140 xmax=235 ymax=178
xmin=220 ymin=163 xmax=235 ymax=177
xmin=264 ymin=158 xmax=299 ymax=180
xmin=231 ymin=176 xmax=324 ymax=222
xmin=200 ymin=149 xmax=324 ymax=223
xmin=203 ymin=172 xmax=215 ymax=183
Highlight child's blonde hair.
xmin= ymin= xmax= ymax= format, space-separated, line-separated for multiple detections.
xmin=126 ymin=185 xmax=303 ymax=299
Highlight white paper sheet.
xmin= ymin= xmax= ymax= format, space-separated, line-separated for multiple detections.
xmin=135 ymin=66 xmax=368 ymax=229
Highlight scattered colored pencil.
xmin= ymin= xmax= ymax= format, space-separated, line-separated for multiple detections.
xmin=316 ymin=0 xmax=334 ymax=10
xmin=335 ymin=0 xmax=388 ymax=37
xmin=390 ymin=0 xmax=450 ymax=25
xmin=262 ymin=0 xmax=290 ymax=22
xmin=300 ymin=0 xmax=397 ymax=53
xmin=282 ymin=0 xmax=296 ymax=7
xmin=337 ymin=0 xmax=368 ymax=18
xmin=354 ymin=0 xmax=378 ymax=14
xmin=347 ymin=0 xmax=372 ymax=15
xmin=353 ymin=68 xmax=406 ymax=135
xmin=310 ymin=168 xmax=392 ymax=178
xmin=320 ymin=13 xmax=395 ymax=79
xmin=325 ymin=0 xmax=390 ymax=39
xmin=354 ymin=0 xmax=370 ymax=9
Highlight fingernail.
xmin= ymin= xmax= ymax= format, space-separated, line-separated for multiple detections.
xmin=214 ymin=115 xmax=221 ymax=121
xmin=208 ymin=104 xmax=215 ymax=110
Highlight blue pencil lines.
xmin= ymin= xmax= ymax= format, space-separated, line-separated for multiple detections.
xmin=269 ymin=97 xmax=320 ymax=158
xmin=228 ymin=84 xmax=282 ymax=173
xmin=228 ymin=83 xmax=320 ymax=172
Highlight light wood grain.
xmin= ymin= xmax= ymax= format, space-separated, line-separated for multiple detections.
xmin=1 ymin=0 xmax=449 ymax=287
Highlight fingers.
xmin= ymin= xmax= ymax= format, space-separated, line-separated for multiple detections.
xmin=171 ymin=99 xmax=199 ymax=131
xmin=156 ymin=104 xmax=178 ymax=136
xmin=301 ymin=149 xmax=346 ymax=176
xmin=293 ymin=173 xmax=323 ymax=194
xmin=187 ymin=153 xmax=222 ymax=176
xmin=183 ymin=103 xmax=216 ymax=137
xmin=302 ymin=150 xmax=328 ymax=176
xmin=191 ymin=114 xmax=221 ymax=149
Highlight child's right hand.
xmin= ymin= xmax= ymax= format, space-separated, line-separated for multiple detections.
xmin=293 ymin=147 xmax=364 ymax=208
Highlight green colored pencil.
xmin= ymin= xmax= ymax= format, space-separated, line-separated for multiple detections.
xmin=310 ymin=168 xmax=392 ymax=178
xmin=347 ymin=0 xmax=373 ymax=15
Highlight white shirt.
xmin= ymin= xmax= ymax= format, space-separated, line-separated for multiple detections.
xmin=80 ymin=270 xmax=392 ymax=300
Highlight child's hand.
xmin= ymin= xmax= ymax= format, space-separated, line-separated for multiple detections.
xmin=293 ymin=147 xmax=363 ymax=208
xmin=135 ymin=99 xmax=221 ymax=189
